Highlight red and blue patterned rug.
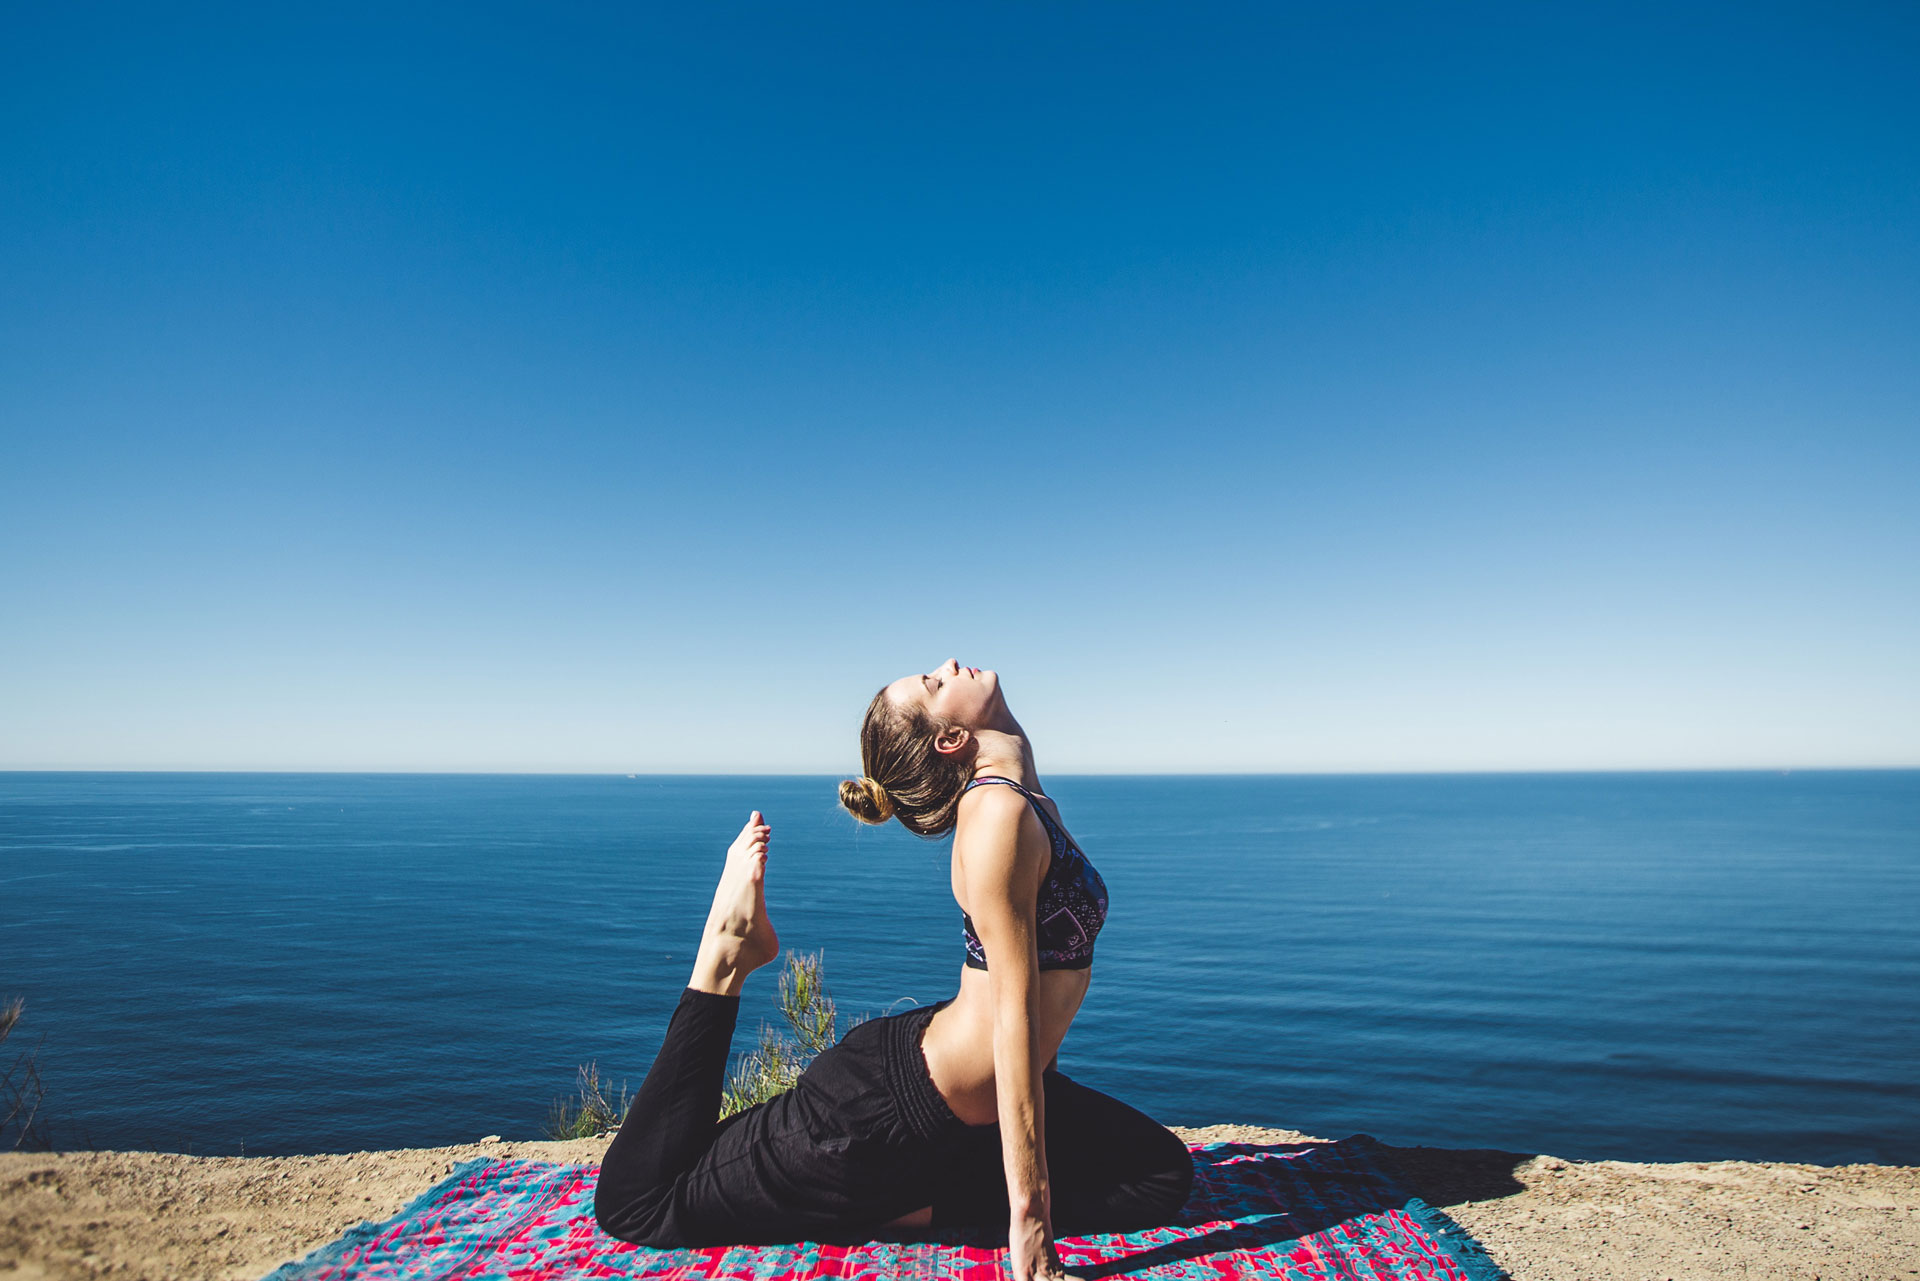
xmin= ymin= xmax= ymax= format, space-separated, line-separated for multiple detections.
xmin=263 ymin=1137 xmax=1506 ymax=1280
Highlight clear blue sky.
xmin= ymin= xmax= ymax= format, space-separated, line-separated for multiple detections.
xmin=3 ymin=3 xmax=1915 ymax=772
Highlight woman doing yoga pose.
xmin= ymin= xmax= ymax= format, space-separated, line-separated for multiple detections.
xmin=594 ymin=661 xmax=1191 ymax=1281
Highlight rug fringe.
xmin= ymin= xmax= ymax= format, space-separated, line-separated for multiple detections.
xmin=1398 ymin=1197 xmax=1510 ymax=1281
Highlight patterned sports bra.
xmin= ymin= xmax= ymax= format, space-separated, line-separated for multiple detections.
xmin=959 ymin=776 xmax=1109 ymax=971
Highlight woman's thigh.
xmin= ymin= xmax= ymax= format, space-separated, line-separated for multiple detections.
xmin=1043 ymin=1073 xmax=1193 ymax=1231
xmin=931 ymin=1072 xmax=1193 ymax=1233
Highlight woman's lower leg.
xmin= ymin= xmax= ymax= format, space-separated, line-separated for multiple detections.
xmin=594 ymin=814 xmax=782 ymax=1241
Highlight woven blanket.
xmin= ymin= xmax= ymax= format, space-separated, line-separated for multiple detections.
xmin=263 ymin=1138 xmax=1505 ymax=1280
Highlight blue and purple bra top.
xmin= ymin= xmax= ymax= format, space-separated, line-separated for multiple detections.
xmin=959 ymin=776 xmax=1109 ymax=971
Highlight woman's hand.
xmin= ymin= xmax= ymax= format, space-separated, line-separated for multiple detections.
xmin=1009 ymin=1205 xmax=1083 ymax=1281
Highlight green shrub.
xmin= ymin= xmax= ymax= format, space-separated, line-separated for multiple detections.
xmin=719 ymin=951 xmax=844 ymax=1118
xmin=545 ymin=1060 xmax=631 ymax=1141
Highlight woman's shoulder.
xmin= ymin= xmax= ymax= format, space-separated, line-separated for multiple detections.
xmin=957 ymin=779 xmax=1032 ymax=825
xmin=955 ymin=781 xmax=1052 ymax=860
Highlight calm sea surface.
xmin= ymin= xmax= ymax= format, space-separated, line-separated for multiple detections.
xmin=2 ymin=772 xmax=1915 ymax=1164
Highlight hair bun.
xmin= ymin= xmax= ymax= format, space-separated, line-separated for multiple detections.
xmin=838 ymin=775 xmax=894 ymax=825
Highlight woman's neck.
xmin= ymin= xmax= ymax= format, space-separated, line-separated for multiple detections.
xmin=971 ymin=727 xmax=1039 ymax=792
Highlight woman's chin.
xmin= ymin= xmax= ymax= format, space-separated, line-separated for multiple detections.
xmin=985 ymin=686 xmax=1014 ymax=723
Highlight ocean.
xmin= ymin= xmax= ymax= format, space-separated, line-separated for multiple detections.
xmin=2 ymin=771 xmax=1915 ymax=1164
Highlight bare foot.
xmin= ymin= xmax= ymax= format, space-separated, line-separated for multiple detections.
xmin=689 ymin=811 xmax=780 ymax=996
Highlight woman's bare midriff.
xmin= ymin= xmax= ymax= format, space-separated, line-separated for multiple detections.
xmin=921 ymin=965 xmax=1091 ymax=1126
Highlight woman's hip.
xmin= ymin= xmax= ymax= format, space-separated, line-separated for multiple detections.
xmin=793 ymin=1001 xmax=966 ymax=1148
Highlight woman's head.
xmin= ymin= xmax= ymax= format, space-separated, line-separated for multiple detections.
xmin=838 ymin=659 xmax=1003 ymax=837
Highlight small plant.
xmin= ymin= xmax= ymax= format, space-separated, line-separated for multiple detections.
xmin=718 ymin=1022 xmax=808 ymax=1119
xmin=1 ymin=997 xmax=50 ymax=1151
xmin=546 ymin=1060 xmax=632 ymax=1140
xmin=775 ymin=950 xmax=839 ymax=1059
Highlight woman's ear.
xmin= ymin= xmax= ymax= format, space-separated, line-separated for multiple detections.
xmin=933 ymin=725 xmax=973 ymax=756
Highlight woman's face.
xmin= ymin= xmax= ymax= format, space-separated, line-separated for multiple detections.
xmin=884 ymin=658 xmax=1003 ymax=730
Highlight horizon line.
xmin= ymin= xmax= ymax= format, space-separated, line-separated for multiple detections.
xmin=2 ymin=765 xmax=1916 ymax=778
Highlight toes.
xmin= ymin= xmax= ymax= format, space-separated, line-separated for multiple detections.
xmin=733 ymin=811 xmax=771 ymax=855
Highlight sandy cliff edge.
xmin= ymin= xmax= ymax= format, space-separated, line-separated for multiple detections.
xmin=2 ymin=1126 xmax=1916 ymax=1281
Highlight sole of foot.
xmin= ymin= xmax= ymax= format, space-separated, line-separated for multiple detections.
xmin=690 ymin=811 xmax=780 ymax=996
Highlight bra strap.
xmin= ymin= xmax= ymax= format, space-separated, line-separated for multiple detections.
xmin=963 ymin=776 xmax=1067 ymax=842
xmin=963 ymin=774 xmax=1033 ymax=798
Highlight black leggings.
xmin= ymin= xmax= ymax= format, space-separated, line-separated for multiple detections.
xmin=593 ymin=988 xmax=1194 ymax=1247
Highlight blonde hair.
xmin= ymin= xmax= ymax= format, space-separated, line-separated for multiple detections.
xmin=837 ymin=775 xmax=894 ymax=824
xmin=837 ymin=685 xmax=974 ymax=837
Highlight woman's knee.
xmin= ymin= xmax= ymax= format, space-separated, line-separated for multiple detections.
xmin=1128 ymin=1127 xmax=1196 ymax=1221
xmin=1056 ymin=1126 xmax=1195 ymax=1233
xmin=593 ymin=1180 xmax=678 ymax=1247
xmin=1152 ymin=1137 xmax=1196 ymax=1213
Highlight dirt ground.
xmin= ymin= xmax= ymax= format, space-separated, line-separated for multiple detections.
xmin=2 ymin=1126 xmax=1915 ymax=1280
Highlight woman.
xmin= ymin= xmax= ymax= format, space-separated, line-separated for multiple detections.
xmin=594 ymin=660 xmax=1191 ymax=1281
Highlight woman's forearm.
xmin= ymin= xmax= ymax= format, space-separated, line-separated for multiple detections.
xmin=991 ymin=978 xmax=1051 ymax=1213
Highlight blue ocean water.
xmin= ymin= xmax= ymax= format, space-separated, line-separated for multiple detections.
xmin=1 ymin=771 xmax=1915 ymax=1165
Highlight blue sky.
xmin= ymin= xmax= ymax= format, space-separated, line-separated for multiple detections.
xmin=3 ymin=3 xmax=1915 ymax=772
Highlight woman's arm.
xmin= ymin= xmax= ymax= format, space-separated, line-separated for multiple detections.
xmin=956 ymin=788 xmax=1078 ymax=1281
